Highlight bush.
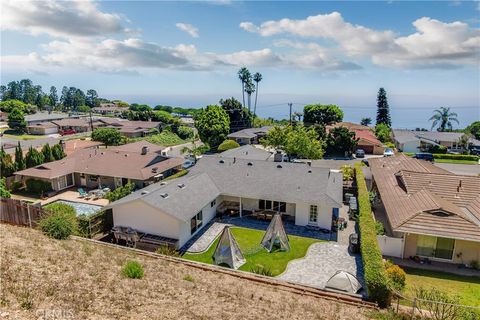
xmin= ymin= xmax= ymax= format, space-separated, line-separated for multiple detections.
xmin=250 ymin=264 xmax=273 ymax=277
xmin=121 ymin=260 xmax=144 ymax=279
xmin=105 ymin=183 xmax=135 ymax=202
xmin=355 ymin=163 xmax=391 ymax=307
xmin=155 ymin=245 xmax=181 ymax=257
xmin=375 ymin=221 xmax=385 ymax=235
xmin=385 ymin=142 xmax=395 ymax=149
xmin=91 ymin=128 xmax=123 ymax=146
xmin=9 ymin=180 xmax=23 ymax=192
xmin=40 ymin=204 xmax=78 ymax=239
xmin=0 ymin=178 xmax=11 ymax=198
xmin=176 ymin=125 xmax=194 ymax=140
xmin=385 ymin=263 xmax=406 ymax=292
xmin=217 ymin=139 xmax=240 ymax=152
xmin=25 ymin=179 xmax=52 ymax=195
xmin=427 ymin=145 xmax=447 ymax=154
xmin=341 ymin=165 xmax=354 ymax=181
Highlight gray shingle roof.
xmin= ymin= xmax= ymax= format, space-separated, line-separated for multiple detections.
xmin=227 ymin=126 xmax=271 ymax=139
xmin=108 ymin=155 xmax=343 ymax=221
xmin=220 ymin=145 xmax=272 ymax=161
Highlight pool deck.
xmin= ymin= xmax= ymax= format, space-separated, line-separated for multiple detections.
xmin=41 ymin=190 xmax=109 ymax=207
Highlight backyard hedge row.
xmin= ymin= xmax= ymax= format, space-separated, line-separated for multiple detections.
xmin=403 ymin=152 xmax=479 ymax=161
xmin=355 ymin=163 xmax=392 ymax=307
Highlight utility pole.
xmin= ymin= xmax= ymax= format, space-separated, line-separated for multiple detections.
xmin=89 ymin=109 xmax=94 ymax=132
xmin=288 ymin=103 xmax=293 ymax=125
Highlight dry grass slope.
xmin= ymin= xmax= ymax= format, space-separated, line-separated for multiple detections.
xmin=0 ymin=224 xmax=372 ymax=320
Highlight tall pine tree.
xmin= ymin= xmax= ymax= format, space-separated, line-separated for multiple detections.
xmin=376 ymin=88 xmax=391 ymax=127
xmin=25 ymin=146 xmax=44 ymax=168
xmin=41 ymin=144 xmax=54 ymax=163
xmin=14 ymin=142 xmax=26 ymax=171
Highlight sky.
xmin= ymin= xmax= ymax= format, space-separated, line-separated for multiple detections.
xmin=1 ymin=0 xmax=479 ymax=128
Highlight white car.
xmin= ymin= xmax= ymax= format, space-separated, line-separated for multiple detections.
xmin=182 ymin=160 xmax=195 ymax=169
xmin=383 ymin=148 xmax=394 ymax=157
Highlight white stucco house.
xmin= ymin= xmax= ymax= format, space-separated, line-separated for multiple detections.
xmin=106 ymin=156 xmax=343 ymax=249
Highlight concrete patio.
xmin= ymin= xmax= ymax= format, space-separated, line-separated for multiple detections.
xmin=41 ymin=189 xmax=109 ymax=206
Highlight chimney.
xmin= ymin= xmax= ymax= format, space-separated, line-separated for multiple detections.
xmin=141 ymin=146 xmax=149 ymax=155
xmin=273 ymin=150 xmax=282 ymax=162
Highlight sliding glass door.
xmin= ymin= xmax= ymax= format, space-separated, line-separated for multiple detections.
xmin=416 ymin=235 xmax=455 ymax=260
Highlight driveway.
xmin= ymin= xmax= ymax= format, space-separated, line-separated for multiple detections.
xmin=277 ymin=242 xmax=364 ymax=291
xmin=433 ymin=162 xmax=479 ymax=176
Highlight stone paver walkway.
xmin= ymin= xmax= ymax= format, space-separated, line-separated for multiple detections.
xmin=185 ymin=222 xmax=230 ymax=253
xmin=277 ymin=242 xmax=364 ymax=292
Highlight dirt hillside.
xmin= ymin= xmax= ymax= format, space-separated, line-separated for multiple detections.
xmin=0 ymin=224 xmax=375 ymax=319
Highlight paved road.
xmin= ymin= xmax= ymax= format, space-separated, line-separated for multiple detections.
xmin=434 ymin=163 xmax=479 ymax=176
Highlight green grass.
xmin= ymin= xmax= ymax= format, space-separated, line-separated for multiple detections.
xmin=403 ymin=267 xmax=480 ymax=307
xmin=129 ymin=131 xmax=185 ymax=147
xmin=1 ymin=129 xmax=43 ymax=140
xmin=433 ymin=158 xmax=478 ymax=165
xmin=182 ymin=226 xmax=320 ymax=276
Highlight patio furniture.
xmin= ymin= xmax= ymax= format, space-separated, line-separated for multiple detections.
xmin=78 ymin=188 xmax=88 ymax=198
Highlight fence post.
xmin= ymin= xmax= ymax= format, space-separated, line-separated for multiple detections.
xmin=411 ymin=297 xmax=416 ymax=320
xmin=27 ymin=204 xmax=32 ymax=228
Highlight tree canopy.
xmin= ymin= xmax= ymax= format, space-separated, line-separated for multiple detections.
xmin=91 ymin=128 xmax=123 ymax=146
xmin=376 ymin=88 xmax=391 ymax=127
xmin=7 ymin=107 xmax=27 ymax=132
xmin=326 ymin=127 xmax=358 ymax=157
xmin=465 ymin=121 xmax=480 ymax=140
xmin=195 ymin=105 xmax=230 ymax=150
xmin=429 ymin=107 xmax=459 ymax=132
xmin=360 ymin=117 xmax=372 ymax=126
xmin=375 ymin=123 xmax=392 ymax=143
xmin=303 ymin=104 xmax=343 ymax=126
xmin=220 ymin=97 xmax=250 ymax=132
xmin=25 ymin=146 xmax=45 ymax=168
xmin=217 ymin=140 xmax=240 ymax=152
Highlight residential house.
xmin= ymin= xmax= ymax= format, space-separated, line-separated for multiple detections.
xmin=327 ymin=122 xmax=385 ymax=155
xmin=92 ymin=103 xmax=126 ymax=116
xmin=101 ymin=119 xmax=162 ymax=138
xmin=107 ymin=156 xmax=343 ymax=248
xmin=24 ymin=112 xmax=83 ymax=125
xmin=227 ymin=126 xmax=272 ymax=145
xmin=14 ymin=141 xmax=183 ymax=192
xmin=27 ymin=122 xmax=59 ymax=135
xmin=392 ymin=130 xmax=479 ymax=153
xmin=369 ymin=154 xmax=480 ymax=265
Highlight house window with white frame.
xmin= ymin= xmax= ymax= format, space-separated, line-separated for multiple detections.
xmin=309 ymin=205 xmax=318 ymax=224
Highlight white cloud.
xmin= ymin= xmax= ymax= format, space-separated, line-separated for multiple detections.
xmin=176 ymin=23 xmax=199 ymax=38
xmin=240 ymin=12 xmax=480 ymax=69
xmin=1 ymin=0 xmax=129 ymax=38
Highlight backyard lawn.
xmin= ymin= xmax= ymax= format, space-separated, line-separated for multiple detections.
xmin=0 ymin=128 xmax=43 ymax=140
xmin=183 ymin=227 xmax=320 ymax=276
xmin=403 ymin=267 xmax=480 ymax=307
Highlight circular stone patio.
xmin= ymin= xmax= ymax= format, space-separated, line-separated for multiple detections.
xmin=276 ymin=242 xmax=364 ymax=290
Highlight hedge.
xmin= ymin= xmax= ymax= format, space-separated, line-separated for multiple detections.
xmin=217 ymin=139 xmax=240 ymax=152
xmin=26 ymin=179 xmax=52 ymax=195
xmin=403 ymin=152 xmax=479 ymax=161
xmin=355 ymin=163 xmax=392 ymax=307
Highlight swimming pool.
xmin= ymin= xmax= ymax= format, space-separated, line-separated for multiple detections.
xmin=49 ymin=200 xmax=103 ymax=216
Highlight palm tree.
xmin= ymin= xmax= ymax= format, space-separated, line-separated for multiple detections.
xmin=253 ymin=72 xmax=262 ymax=126
xmin=429 ymin=107 xmax=459 ymax=132
xmin=244 ymin=79 xmax=255 ymax=128
xmin=237 ymin=67 xmax=250 ymax=108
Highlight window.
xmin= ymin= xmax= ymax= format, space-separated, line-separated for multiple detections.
xmin=210 ymin=199 xmax=216 ymax=208
xmin=265 ymin=200 xmax=272 ymax=210
xmin=416 ymin=235 xmax=455 ymax=260
xmin=190 ymin=210 xmax=203 ymax=234
xmin=259 ymin=199 xmax=286 ymax=212
xmin=259 ymin=200 xmax=265 ymax=210
xmin=279 ymin=202 xmax=286 ymax=213
xmin=309 ymin=205 xmax=318 ymax=223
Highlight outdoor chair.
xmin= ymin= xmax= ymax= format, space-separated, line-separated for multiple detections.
xmin=78 ymin=188 xmax=88 ymax=198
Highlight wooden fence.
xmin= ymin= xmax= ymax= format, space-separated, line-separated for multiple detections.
xmin=0 ymin=197 xmax=49 ymax=227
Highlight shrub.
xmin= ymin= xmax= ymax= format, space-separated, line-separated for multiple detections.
xmin=155 ymin=245 xmax=181 ymax=257
xmin=176 ymin=125 xmax=194 ymax=140
xmin=105 ymin=182 xmax=135 ymax=202
xmin=385 ymin=142 xmax=395 ymax=149
xmin=250 ymin=264 xmax=273 ymax=277
xmin=427 ymin=145 xmax=447 ymax=154
xmin=0 ymin=178 xmax=11 ymax=198
xmin=414 ymin=287 xmax=467 ymax=320
xmin=91 ymin=128 xmax=123 ymax=146
xmin=432 ymin=153 xmax=479 ymax=161
xmin=10 ymin=180 xmax=23 ymax=192
xmin=355 ymin=163 xmax=391 ymax=307
xmin=470 ymin=260 xmax=479 ymax=270
xmin=217 ymin=139 xmax=240 ymax=152
xmin=375 ymin=221 xmax=385 ymax=235
xmin=25 ymin=179 xmax=52 ymax=195
xmin=40 ymin=203 xmax=78 ymax=240
xmin=341 ymin=165 xmax=354 ymax=181
xmin=385 ymin=263 xmax=406 ymax=292
xmin=121 ymin=260 xmax=144 ymax=279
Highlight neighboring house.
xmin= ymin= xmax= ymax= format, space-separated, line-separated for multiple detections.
xmin=107 ymin=156 xmax=343 ymax=248
xmin=101 ymin=119 xmax=162 ymax=138
xmin=63 ymin=139 xmax=104 ymax=156
xmin=219 ymin=145 xmax=273 ymax=161
xmin=14 ymin=141 xmax=183 ymax=192
xmin=92 ymin=103 xmax=126 ymax=115
xmin=179 ymin=116 xmax=195 ymax=128
xmin=327 ymin=122 xmax=384 ymax=155
xmin=27 ymin=122 xmax=59 ymax=135
xmin=369 ymin=154 xmax=480 ymax=265
xmin=227 ymin=126 xmax=272 ymax=145
xmin=24 ymin=112 xmax=83 ymax=125
xmin=392 ymin=130 xmax=477 ymax=153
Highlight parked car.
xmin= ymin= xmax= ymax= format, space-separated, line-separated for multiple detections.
xmin=469 ymin=147 xmax=480 ymax=156
xmin=182 ymin=159 xmax=195 ymax=169
xmin=413 ymin=152 xmax=434 ymax=162
xmin=60 ymin=129 xmax=76 ymax=136
xmin=348 ymin=233 xmax=360 ymax=253
xmin=355 ymin=149 xmax=365 ymax=158
xmin=383 ymin=148 xmax=394 ymax=157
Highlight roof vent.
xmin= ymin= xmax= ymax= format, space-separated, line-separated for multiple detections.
xmin=308 ymin=170 xmax=312 ymax=173
xmin=247 ymin=162 xmax=253 ymax=166
xmin=219 ymin=159 xmax=225 ymax=164
xmin=160 ymin=182 xmax=167 ymax=186
xmin=124 ymin=154 xmax=128 ymax=157
xmin=277 ymin=164 xmax=282 ymax=168
xmin=141 ymin=146 xmax=149 ymax=155
xmin=151 ymin=167 xmax=158 ymax=173
xmin=177 ymin=183 xmax=186 ymax=189
xmin=160 ymin=193 xmax=169 ymax=198
xmin=141 ymin=190 xmax=149 ymax=195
